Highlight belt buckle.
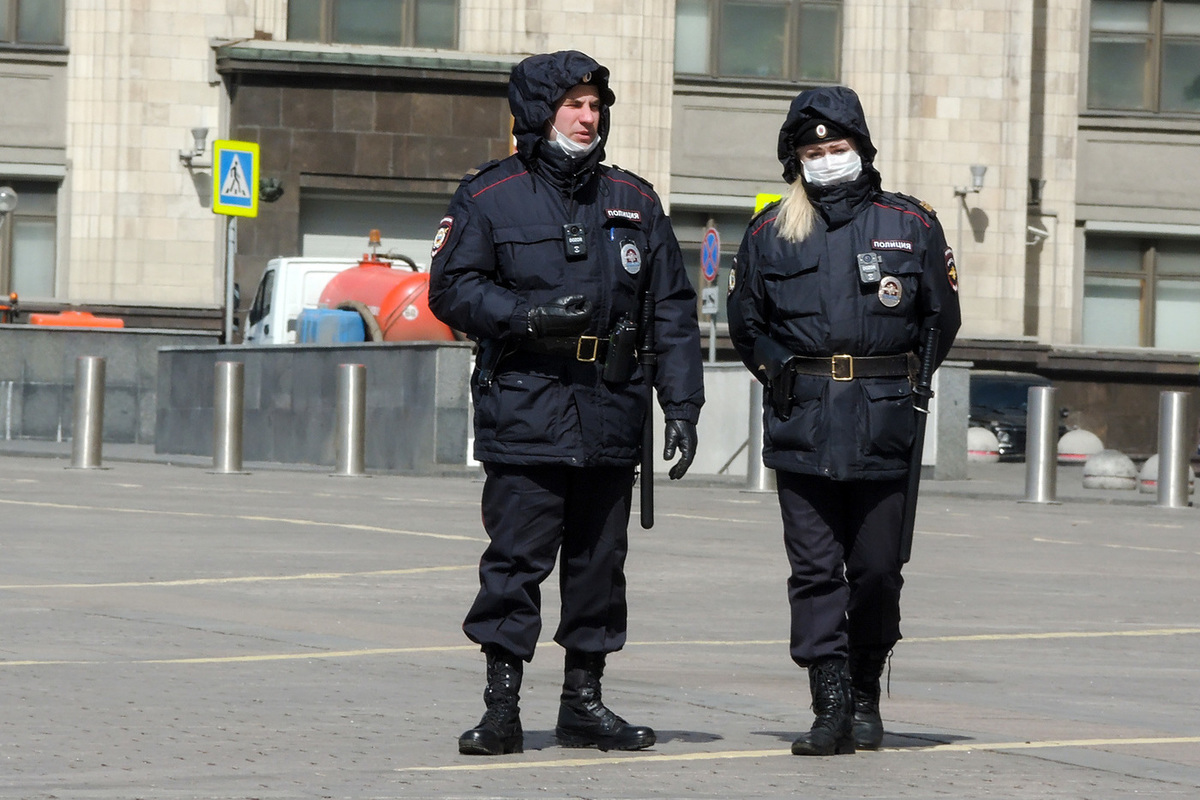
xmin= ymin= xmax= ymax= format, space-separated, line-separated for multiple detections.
xmin=831 ymin=354 xmax=854 ymax=381
xmin=576 ymin=336 xmax=599 ymax=362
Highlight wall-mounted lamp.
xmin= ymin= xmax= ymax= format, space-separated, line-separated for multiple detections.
xmin=258 ymin=177 xmax=285 ymax=203
xmin=0 ymin=185 xmax=17 ymax=214
xmin=954 ymin=164 xmax=987 ymax=197
xmin=0 ymin=185 xmax=17 ymax=235
xmin=179 ymin=126 xmax=211 ymax=169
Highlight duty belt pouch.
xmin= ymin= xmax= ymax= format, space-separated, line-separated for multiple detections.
xmin=602 ymin=316 xmax=638 ymax=383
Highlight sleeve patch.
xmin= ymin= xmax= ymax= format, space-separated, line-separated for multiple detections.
xmin=945 ymin=247 xmax=959 ymax=292
xmin=432 ymin=216 xmax=454 ymax=256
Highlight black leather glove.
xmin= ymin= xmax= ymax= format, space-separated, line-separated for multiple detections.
xmin=663 ymin=419 xmax=697 ymax=480
xmin=526 ymin=294 xmax=594 ymax=339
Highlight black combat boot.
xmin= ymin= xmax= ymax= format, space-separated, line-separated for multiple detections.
xmin=458 ymin=648 xmax=524 ymax=755
xmin=555 ymin=651 xmax=656 ymax=751
xmin=791 ymin=657 xmax=856 ymax=756
xmin=849 ymin=649 xmax=888 ymax=750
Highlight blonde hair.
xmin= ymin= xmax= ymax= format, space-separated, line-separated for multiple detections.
xmin=774 ymin=182 xmax=816 ymax=243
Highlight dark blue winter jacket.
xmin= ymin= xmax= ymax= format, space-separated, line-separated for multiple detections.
xmin=728 ymin=86 xmax=961 ymax=480
xmin=428 ymin=51 xmax=704 ymax=467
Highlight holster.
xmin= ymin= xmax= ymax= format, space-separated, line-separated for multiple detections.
xmin=602 ymin=316 xmax=638 ymax=383
xmin=753 ymin=336 xmax=797 ymax=420
xmin=475 ymin=339 xmax=506 ymax=389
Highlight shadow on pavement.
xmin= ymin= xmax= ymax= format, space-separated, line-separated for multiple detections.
xmin=520 ymin=729 xmax=724 ymax=750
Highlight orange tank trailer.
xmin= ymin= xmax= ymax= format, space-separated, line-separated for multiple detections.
xmin=317 ymin=229 xmax=454 ymax=343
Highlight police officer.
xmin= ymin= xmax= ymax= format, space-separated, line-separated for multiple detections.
xmin=428 ymin=50 xmax=704 ymax=757
xmin=727 ymin=86 xmax=961 ymax=756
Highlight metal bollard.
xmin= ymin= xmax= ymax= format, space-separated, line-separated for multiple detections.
xmin=334 ymin=363 xmax=367 ymax=477
xmin=1021 ymin=385 xmax=1059 ymax=504
xmin=70 ymin=356 xmax=106 ymax=469
xmin=1156 ymin=391 xmax=1191 ymax=509
xmin=212 ymin=361 xmax=245 ymax=474
xmin=745 ymin=380 xmax=776 ymax=493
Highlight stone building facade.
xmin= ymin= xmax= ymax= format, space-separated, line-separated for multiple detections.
xmin=1 ymin=0 xmax=1197 ymax=451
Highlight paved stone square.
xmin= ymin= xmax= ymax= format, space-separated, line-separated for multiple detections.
xmin=0 ymin=447 xmax=1197 ymax=798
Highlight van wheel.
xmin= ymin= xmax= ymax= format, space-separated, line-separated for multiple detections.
xmin=336 ymin=300 xmax=384 ymax=342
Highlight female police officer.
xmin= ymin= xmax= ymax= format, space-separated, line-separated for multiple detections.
xmin=428 ymin=51 xmax=704 ymax=756
xmin=727 ymin=86 xmax=960 ymax=756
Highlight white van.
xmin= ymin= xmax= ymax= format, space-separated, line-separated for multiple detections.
xmin=243 ymin=257 xmax=359 ymax=344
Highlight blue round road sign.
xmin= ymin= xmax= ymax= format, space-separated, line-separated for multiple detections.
xmin=701 ymin=227 xmax=720 ymax=283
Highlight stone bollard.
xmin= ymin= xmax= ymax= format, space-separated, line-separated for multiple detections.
xmin=1058 ymin=429 xmax=1104 ymax=465
xmin=1138 ymin=454 xmax=1196 ymax=496
xmin=1082 ymin=449 xmax=1137 ymax=490
xmin=967 ymin=427 xmax=1000 ymax=463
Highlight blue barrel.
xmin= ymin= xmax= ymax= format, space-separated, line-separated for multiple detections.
xmin=296 ymin=308 xmax=366 ymax=344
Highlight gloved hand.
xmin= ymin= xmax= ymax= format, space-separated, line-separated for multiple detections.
xmin=663 ymin=419 xmax=697 ymax=480
xmin=526 ymin=294 xmax=594 ymax=339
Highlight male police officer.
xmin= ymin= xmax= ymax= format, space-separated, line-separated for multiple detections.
xmin=728 ymin=86 xmax=960 ymax=755
xmin=428 ymin=51 xmax=704 ymax=756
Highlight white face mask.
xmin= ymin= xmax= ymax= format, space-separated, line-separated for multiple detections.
xmin=801 ymin=150 xmax=862 ymax=186
xmin=550 ymin=125 xmax=601 ymax=158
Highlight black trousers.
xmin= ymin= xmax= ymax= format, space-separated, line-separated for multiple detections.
xmin=462 ymin=462 xmax=635 ymax=662
xmin=776 ymin=471 xmax=907 ymax=667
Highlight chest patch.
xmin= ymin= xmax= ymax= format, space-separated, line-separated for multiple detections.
xmin=878 ymin=275 xmax=903 ymax=308
xmin=620 ymin=240 xmax=642 ymax=275
xmin=606 ymin=208 xmax=642 ymax=223
xmin=872 ymin=239 xmax=913 ymax=252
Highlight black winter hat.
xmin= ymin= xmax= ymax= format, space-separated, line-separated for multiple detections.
xmin=791 ymin=118 xmax=853 ymax=147
xmin=508 ymin=50 xmax=616 ymax=138
xmin=778 ymin=86 xmax=878 ymax=184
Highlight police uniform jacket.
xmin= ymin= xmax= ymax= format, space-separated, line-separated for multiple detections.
xmin=727 ymin=87 xmax=961 ymax=482
xmin=428 ymin=51 xmax=704 ymax=468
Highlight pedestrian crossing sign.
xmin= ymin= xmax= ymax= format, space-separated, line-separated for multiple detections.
xmin=212 ymin=140 xmax=260 ymax=218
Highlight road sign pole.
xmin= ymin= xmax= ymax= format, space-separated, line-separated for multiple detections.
xmin=224 ymin=216 xmax=237 ymax=344
xmin=211 ymin=140 xmax=259 ymax=343
xmin=709 ymin=314 xmax=717 ymax=363
xmin=700 ymin=223 xmax=721 ymax=363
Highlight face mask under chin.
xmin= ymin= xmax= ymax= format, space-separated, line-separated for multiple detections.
xmin=550 ymin=126 xmax=601 ymax=158
xmin=801 ymin=150 xmax=863 ymax=187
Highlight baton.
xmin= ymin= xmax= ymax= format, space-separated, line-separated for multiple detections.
xmin=899 ymin=327 xmax=940 ymax=563
xmin=638 ymin=285 xmax=657 ymax=529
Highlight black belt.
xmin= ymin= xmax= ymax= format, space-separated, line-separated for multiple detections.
xmin=789 ymin=353 xmax=911 ymax=381
xmin=518 ymin=335 xmax=610 ymax=363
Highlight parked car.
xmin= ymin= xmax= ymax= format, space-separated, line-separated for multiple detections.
xmin=969 ymin=371 xmax=1067 ymax=460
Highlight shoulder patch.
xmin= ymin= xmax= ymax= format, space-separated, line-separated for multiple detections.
xmin=894 ymin=192 xmax=938 ymax=219
xmin=747 ymin=201 xmax=780 ymax=236
xmin=609 ymin=164 xmax=654 ymax=190
xmin=460 ymin=159 xmax=503 ymax=185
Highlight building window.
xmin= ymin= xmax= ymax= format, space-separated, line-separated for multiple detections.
xmin=1088 ymin=0 xmax=1200 ymax=113
xmin=0 ymin=181 xmax=58 ymax=298
xmin=0 ymin=0 xmax=65 ymax=45
xmin=675 ymin=0 xmax=841 ymax=82
xmin=1082 ymin=235 xmax=1200 ymax=349
xmin=288 ymin=0 xmax=457 ymax=48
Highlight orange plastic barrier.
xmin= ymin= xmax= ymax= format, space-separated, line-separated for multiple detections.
xmin=28 ymin=310 xmax=125 ymax=329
